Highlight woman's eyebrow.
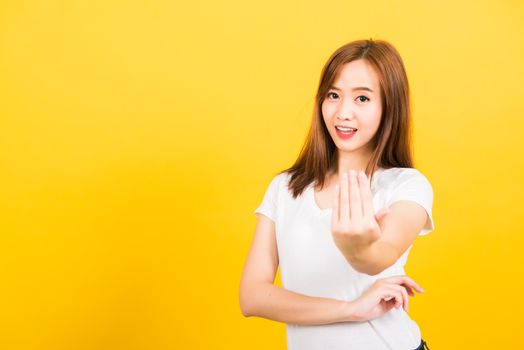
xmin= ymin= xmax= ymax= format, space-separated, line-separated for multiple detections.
xmin=330 ymin=86 xmax=374 ymax=93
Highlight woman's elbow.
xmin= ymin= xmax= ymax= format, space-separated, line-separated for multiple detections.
xmin=239 ymin=286 xmax=256 ymax=317
xmin=351 ymin=260 xmax=388 ymax=276
xmin=239 ymin=299 xmax=253 ymax=317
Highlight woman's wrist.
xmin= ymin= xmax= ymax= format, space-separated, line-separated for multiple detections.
xmin=342 ymin=300 xmax=363 ymax=322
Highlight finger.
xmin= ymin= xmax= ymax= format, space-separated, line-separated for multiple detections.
xmin=402 ymin=284 xmax=415 ymax=296
xmin=382 ymin=287 xmax=403 ymax=309
xmin=390 ymin=284 xmax=410 ymax=312
xmin=382 ymin=298 xmax=397 ymax=313
xmin=386 ymin=275 xmax=424 ymax=293
xmin=358 ymin=170 xmax=374 ymax=221
xmin=380 ymin=287 xmax=398 ymax=304
xmin=333 ymin=184 xmax=340 ymax=224
xmin=349 ymin=170 xmax=362 ymax=220
xmin=339 ymin=172 xmax=350 ymax=223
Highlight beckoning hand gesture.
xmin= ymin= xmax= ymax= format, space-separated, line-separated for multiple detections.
xmin=331 ymin=170 xmax=390 ymax=255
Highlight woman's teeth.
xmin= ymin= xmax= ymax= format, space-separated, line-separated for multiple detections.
xmin=335 ymin=126 xmax=357 ymax=133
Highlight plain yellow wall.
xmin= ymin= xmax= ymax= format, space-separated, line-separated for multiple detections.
xmin=0 ymin=0 xmax=523 ymax=349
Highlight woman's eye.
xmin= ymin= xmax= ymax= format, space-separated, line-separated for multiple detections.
xmin=327 ymin=92 xmax=338 ymax=99
xmin=356 ymin=95 xmax=369 ymax=103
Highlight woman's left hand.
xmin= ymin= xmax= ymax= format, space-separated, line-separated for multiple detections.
xmin=331 ymin=170 xmax=389 ymax=256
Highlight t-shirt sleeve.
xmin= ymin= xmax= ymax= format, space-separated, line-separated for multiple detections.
xmin=253 ymin=174 xmax=282 ymax=223
xmin=386 ymin=169 xmax=435 ymax=236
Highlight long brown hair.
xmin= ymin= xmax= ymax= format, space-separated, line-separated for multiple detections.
xmin=278 ymin=38 xmax=414 ymax=199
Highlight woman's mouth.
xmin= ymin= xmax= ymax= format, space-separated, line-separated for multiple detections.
xmin=335 ymin=126 xmax=357 ymax=140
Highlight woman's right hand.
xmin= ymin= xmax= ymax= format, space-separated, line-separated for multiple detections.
xmin=349 ymin=275 xmax=424 ymax=322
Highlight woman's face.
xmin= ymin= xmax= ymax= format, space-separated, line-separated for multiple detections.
xmin=321 ymin=59 xmax=382 ymax=156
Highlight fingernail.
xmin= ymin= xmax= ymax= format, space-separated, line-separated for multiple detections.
xmin=350 ymin=169 xmax=356 ymax=177
xmin=359 ymin=170 xmax=366 ymax=178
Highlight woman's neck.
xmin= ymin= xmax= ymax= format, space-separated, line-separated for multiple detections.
xmin=336 ymin=149 xmax=373 ymax=175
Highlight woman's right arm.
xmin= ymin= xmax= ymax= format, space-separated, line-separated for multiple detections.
xmin=239 ymin=214 xmax=424 ymax=326
xmin=238 ymin=213 xmax=355 ymax=325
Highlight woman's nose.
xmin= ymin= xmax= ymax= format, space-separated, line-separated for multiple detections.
xmin=336 ymin=101 xmax=355 ymax=120
xmin=337 ymin=114 xmax=354 ymax=121
xmin=336 ymin=111 xmax=355 ymax=121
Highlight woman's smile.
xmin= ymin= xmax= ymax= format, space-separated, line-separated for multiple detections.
xmin=335 ymin=127 xmax=357 ymax=140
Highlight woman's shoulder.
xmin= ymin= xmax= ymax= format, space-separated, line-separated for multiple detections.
xmin=376 ymin=167 xmax=431 ymax=188
xmin=378 ymin=166 xmax=426 ymax=176
xmin=269 ymin=171 xmax=292 ymax=184
xmin=262 ymin=171 xmax=292 ymax=193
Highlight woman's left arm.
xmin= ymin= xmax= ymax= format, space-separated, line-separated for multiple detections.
xmin=343 ymin=200 xmax=428 ymax=275
xmin=331 ymin=170 xmax=429 ymax=276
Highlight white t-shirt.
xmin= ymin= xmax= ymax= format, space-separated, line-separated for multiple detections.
xmin=254 ymin=167 xmax=435 ymax=350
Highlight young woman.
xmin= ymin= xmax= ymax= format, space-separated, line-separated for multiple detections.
xmin=239 ymin=39 xmax=433 ymax=350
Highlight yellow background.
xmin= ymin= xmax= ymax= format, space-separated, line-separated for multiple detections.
xmin=1 ymin=0 xmax=523 ymax=349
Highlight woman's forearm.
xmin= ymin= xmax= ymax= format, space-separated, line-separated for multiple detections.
xmin=342 ymin=239 xmax=399 ymax=276
xmin=240 ymin=283 xmax=357 ymax=325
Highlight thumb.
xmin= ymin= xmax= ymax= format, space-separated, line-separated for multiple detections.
xmin=374 ymin=207 xmax=390 ymax=223
xmin=383 ymin=298 xmax=399 ymax=311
